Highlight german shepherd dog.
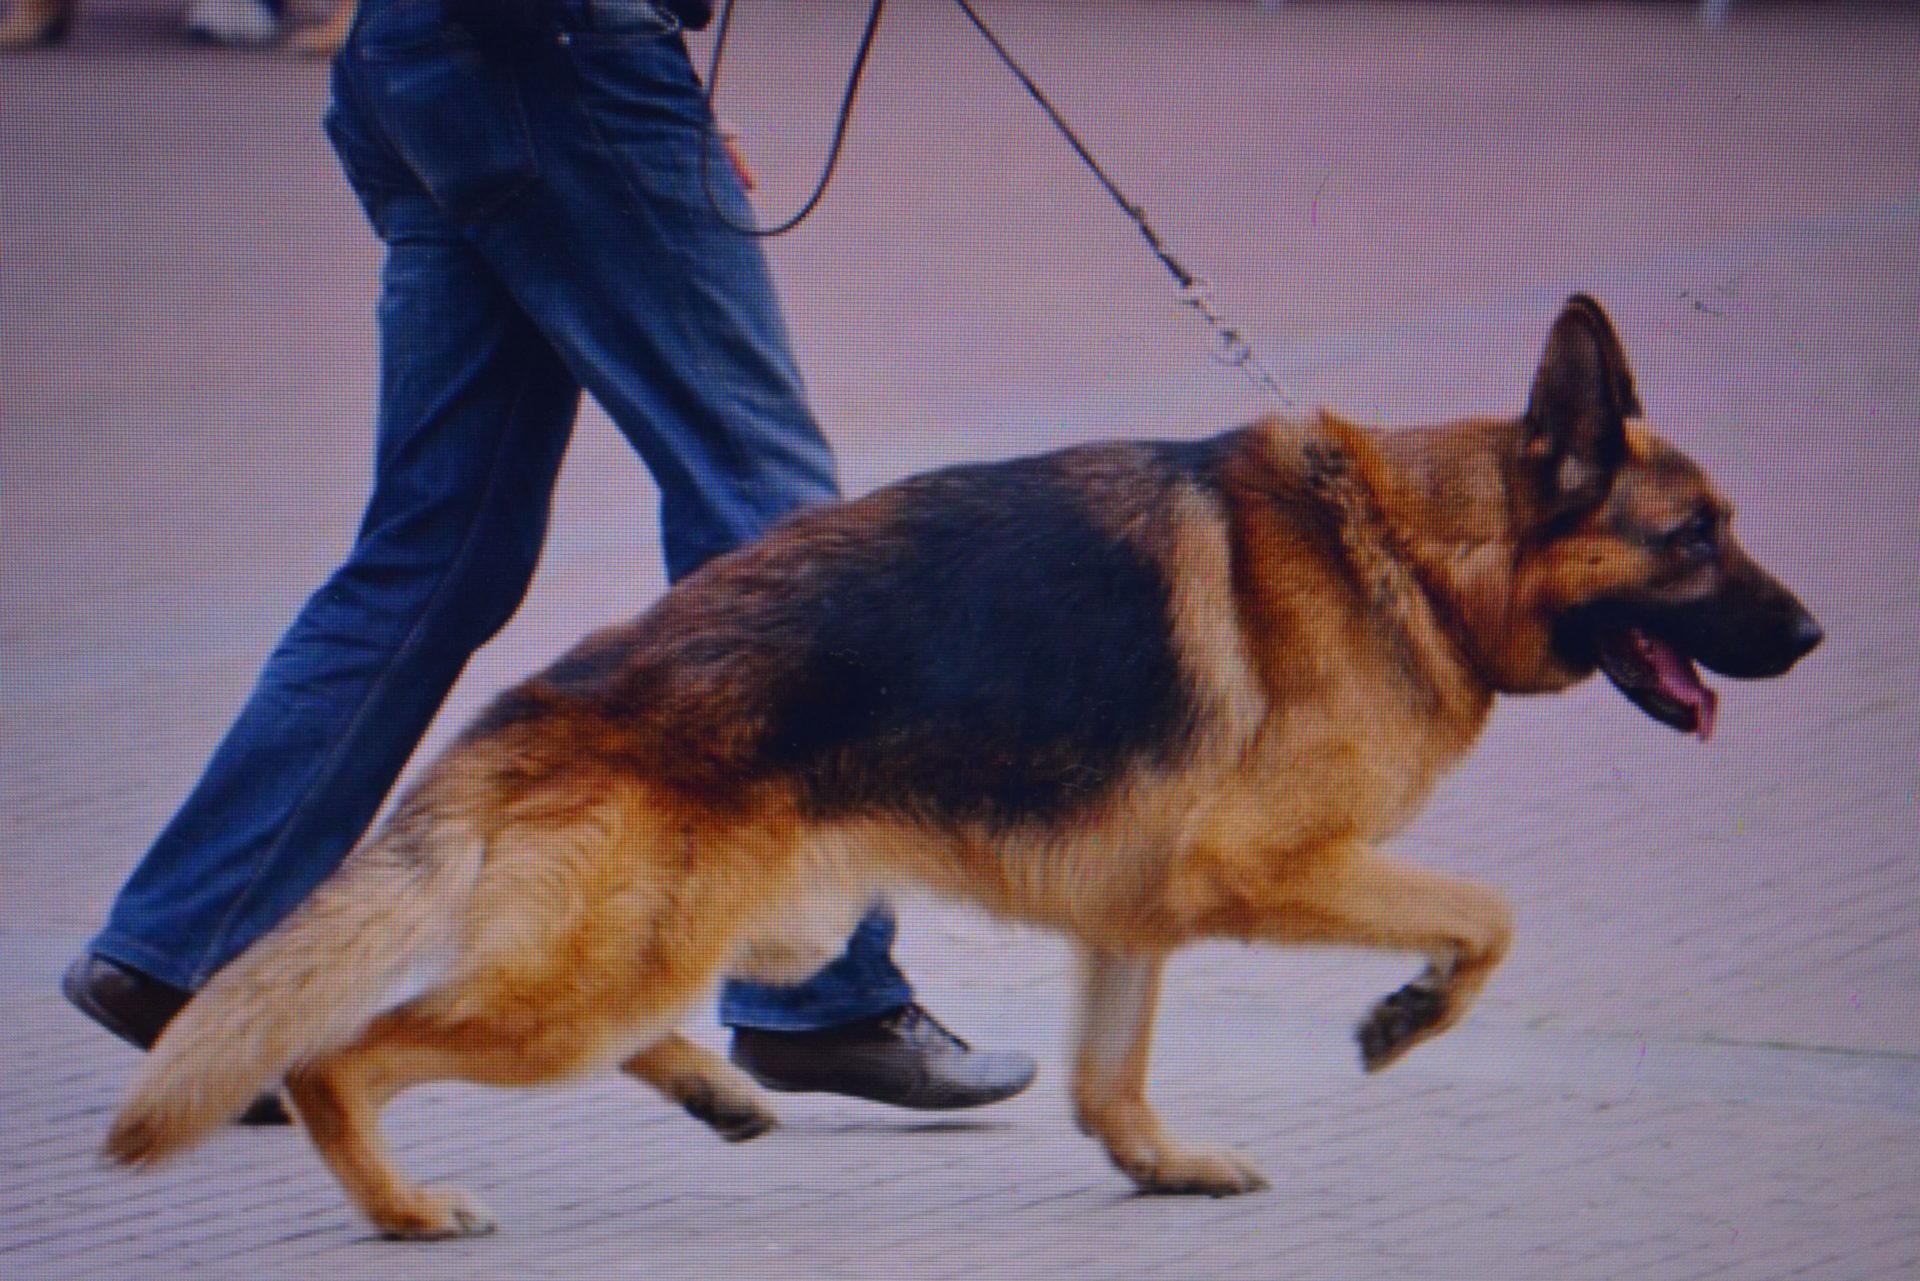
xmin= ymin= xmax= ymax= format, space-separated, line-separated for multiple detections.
xmin=104 ymin=296 xmax=1821 ymax=1237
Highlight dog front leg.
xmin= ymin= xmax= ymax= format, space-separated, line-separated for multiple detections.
xmin=1071 ymin=945 xmax=1267 ymax=1197
xmin=1207 ymin=848 xmax=1514 ymax=1073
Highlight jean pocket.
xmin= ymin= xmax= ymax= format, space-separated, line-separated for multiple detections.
xmin=576 ymin=0 xmax=681 ymax=39
xmin=358 ymin=39 xmax=540 ymax=221
xmin=355 ymin=0 xmax=463 ymax=55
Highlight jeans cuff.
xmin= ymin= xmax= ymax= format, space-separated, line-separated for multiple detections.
xmin=85 ymin=930 xmax=202 ymax=995
xmin=717 ymin=977 xmax=914 ymax=1032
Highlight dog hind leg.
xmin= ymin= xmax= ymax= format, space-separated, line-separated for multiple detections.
xmin=285 ymin=935 xmax=728 ymax=1237
xmin=621 ymin=1033 xmax=778 ymax=1143
xmin=1071 ymin=946 xmax=1267 ymax=1197
xmin=284 ymin=1001 xmax=516 ymax=1240
xmin=274 ymin=781 xmax=801 ymax=1236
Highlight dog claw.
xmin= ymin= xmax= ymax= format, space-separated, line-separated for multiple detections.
xmin=679 ymin=1082 xmax=779 ymax=1143
xmin=1357 ymin=977 xmax=1449 ymax=1073
xmin=375 ymin=1186 xmax=497 ymax=1240
xmin=1120 ymin=1144 xmax=1268 ymax=1198
xmin=688 ymin=1097 xmax=779 ymax=1144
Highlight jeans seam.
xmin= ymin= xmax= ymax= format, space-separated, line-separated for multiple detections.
xmin=560 ymin=49 xmax=771 ymax=510
xmin=186 ymin=349 xmax=546 ymax=987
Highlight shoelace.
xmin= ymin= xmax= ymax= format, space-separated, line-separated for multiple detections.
xmin=886 ymin=1003 xmax=970 ymax=1052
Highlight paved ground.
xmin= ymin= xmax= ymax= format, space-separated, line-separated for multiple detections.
xmin=4 ymin=2 xmax=1919 ymax=1278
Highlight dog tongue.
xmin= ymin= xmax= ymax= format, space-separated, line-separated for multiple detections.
xmin=1635 ymin=629 xmax=1718 ymax=742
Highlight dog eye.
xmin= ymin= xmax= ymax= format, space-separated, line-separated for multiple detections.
xmin=1667 ymin=509 xmax=1719 ymax=556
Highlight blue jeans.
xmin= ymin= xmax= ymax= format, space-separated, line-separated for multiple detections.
xmin=90 ymin=0 xmax=912 ymax=1031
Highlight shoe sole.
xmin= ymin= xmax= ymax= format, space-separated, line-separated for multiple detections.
xmin=732 ymin=1058 xmax=1036 ymax=1111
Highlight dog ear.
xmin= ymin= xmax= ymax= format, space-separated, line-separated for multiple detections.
xmin=1522 ymin=294 xmax=1641 ymax=518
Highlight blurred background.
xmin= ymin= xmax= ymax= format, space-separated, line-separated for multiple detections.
xmin=3 ymin=3 xmax=1917 ymax=1278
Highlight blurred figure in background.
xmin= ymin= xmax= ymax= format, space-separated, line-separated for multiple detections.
xmin=0 ymin=0 xmax=348 ymax=51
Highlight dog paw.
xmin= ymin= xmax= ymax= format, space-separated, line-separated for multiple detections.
xmin=375 ymin=1186 xmax=498 ymax=1240
xmin=1119 ymin=1143 xmax=1269 ymax=1198
xmin=682 ymin=1086 xmax=779 ymax=1144
xmin=1357 ymin=975 xmax=1450 ymax=1073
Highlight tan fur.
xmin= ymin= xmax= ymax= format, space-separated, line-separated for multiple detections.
xmin=291 ymin=1 xmax=354 ymax=58
xmin=104 ymin=299 xmax=1818 ymax=1237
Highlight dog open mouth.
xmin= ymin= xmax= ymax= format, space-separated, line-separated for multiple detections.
xmin=1594 ymin=627 xmax=1719 ymax=742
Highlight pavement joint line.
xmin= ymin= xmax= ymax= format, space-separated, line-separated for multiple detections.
xmin=1485 ymin=1017 xmax=1920 ymax=1065
xmin=1276 ymin=195 xmax=1920 ymax=376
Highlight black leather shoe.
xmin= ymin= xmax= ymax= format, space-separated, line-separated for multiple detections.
xmin=62 ymin=954 xmax=292 ymax=1126
xmin=729 ymin=1003 xmax=1037 ymax=1111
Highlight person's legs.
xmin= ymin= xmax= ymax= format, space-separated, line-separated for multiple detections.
xmin=413 ymin=3 xmax=1030 ymax=1103
xmin=431 ymin=7 xmax=922 ymax=1034
xmin=75 ymin=0 xmax=1030 ymax=1112
xmin=83 ymin=70 xmax=583 ymax=1000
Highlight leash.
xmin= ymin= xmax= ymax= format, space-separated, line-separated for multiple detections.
xmin=699 ymin=0 xmax=888 ymax=239
xmin=703 ymin=0 xmax=1307 ymax=414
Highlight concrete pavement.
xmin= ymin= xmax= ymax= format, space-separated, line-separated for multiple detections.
xmin=4 ymin=2 xmax=1918 ymax=1277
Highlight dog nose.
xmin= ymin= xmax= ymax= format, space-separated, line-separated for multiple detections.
xmin=1789 ymin=610 xmax=1825 ymax=659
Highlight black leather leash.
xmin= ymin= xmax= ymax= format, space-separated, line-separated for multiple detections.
xmin=699 ymin=0 xmax=889 ymax=239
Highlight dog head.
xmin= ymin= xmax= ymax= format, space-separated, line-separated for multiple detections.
xmin=1494 ymin=295 xmax=1823 ymax=739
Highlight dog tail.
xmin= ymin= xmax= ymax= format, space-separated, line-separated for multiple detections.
xmin=104 ymin=768 xmax=486 ymax=1168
